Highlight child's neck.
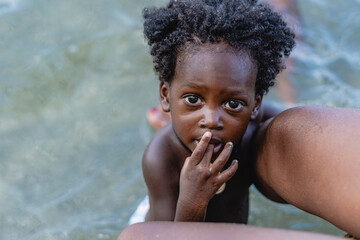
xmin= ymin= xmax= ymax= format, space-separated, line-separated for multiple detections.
xmin=172 ymin=124 xmax=192 ymax=153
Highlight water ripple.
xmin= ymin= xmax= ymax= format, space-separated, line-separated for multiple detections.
xmin=0 ymin=0 xmax=22 ymax=16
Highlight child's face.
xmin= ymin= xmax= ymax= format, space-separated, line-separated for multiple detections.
xmin=160 ymin=43 xmax=261 ymax=156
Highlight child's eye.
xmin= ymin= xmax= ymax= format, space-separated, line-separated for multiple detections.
xmin=224 ymin=100 xmax=244 ymax=111
xmin=184 ymin=95 xmax=201 ymax=105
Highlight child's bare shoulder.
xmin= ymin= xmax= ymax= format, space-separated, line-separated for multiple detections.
xmin=144 ymin=123 xmax=174 ymax=161
xmin=142 ymin=123 xmax=181 ymax=185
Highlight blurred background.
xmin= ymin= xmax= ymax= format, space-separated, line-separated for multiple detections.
xmin=0 ymin=0 xmax=359 ymax=239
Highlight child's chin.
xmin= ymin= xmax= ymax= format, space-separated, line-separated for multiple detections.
xmin=210 ymin=153 xmax=220 ymax=163
xmin=210 ymin=150 xmax=224 ymax=163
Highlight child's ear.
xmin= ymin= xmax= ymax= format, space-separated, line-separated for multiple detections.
xmin=251 ymin=94 xmax=263 ymax=120
xmin=159 ymin=82 xmax=171 ymax=112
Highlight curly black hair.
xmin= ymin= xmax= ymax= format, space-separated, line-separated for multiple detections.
xmin=143 ymin=0 xmax=295 ymax=95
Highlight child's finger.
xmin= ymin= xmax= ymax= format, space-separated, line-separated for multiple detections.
xmin=209 ymin=142 xmax=233 ymax=174
xmin=201 ymin=143 xmax=214 ymax=167
xmin=217 ymin=160 xmax=238 ymax=183
xmin=190 ymin=131 xmax=212 ymax=166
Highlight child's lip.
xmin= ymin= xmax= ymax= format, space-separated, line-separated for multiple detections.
xmin=194 ymin=136 xmax=224 ymax=154
xmin=209 ymin=137 xmax=222 ymax=145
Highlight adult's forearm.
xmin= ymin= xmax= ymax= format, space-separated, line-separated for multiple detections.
xmin=119 ymin=222 xmax=343 ymax=240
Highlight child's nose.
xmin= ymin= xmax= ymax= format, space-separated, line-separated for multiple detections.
xmin=198 ymin=107 xmax=224 ymax=130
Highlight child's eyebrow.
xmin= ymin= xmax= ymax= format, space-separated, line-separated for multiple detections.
xmin=180 ymin=83 xmax=203 ymax=89
xmin=226 ymin=90 xmax=250 ymax=97
xmin=180 ymin=83 xmax=250 ymax=97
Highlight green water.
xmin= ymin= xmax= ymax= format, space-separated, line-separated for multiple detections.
xmin=0 ymin=0 xmax=359 ymax=239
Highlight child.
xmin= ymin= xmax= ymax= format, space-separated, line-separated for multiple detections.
xmin=142 ymin=0 xmax=294 ymax=223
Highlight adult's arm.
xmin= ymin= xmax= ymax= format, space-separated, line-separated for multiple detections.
xmin=255 ymin=106 xmax=360 ymax=237
xmin=118 ymin=222 xmax=342 ymax=240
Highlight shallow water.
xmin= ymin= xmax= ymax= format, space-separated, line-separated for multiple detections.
xmin=0 ymin=0 xmax=359 ymax=239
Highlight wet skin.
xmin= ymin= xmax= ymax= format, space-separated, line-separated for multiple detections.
xmin=143 ymin=42 xmax=277 ymax=223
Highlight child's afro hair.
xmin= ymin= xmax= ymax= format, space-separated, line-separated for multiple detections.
xmin=143 ymin=0 xmax=295 ymax=95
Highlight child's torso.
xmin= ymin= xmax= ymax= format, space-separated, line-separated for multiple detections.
xmin=158 ymin=120 xmax=258 ymax=223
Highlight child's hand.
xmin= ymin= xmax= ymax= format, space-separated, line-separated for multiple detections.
xmin=175 ymin=132 xmax=238 ymax=221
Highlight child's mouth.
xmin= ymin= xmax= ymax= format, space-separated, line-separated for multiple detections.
xmin=212 ymin=143 xmax=223 ymax=154
xmin=194 ymin=138 xmax=224 ymax=154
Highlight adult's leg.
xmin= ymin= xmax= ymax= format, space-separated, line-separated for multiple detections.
xmin=255 ymin=106 xmax=360 ymax=238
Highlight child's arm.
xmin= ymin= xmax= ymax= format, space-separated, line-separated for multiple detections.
xmin=255 ymin=106 xmax=360 ymax=238
xmin=142 ymin=136 xmax=179 ymax=221
xmin=143 ymin=156 xmax=179 ymax=221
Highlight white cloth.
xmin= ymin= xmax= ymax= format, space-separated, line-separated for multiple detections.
xmin=128 ymin=196 xmax=149 ymax=225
